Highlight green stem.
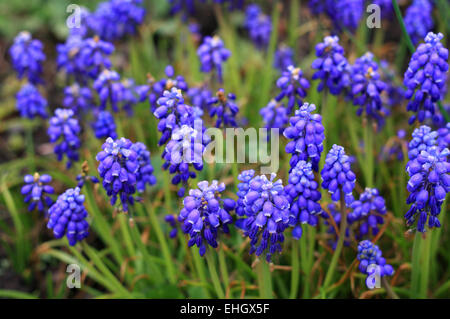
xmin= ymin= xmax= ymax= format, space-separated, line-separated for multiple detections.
xmin=145 ymin=203 xmax=177 ymax=284
xmin=206 ymin=253 xmax=225 ymax=298
xmin=257 ymin=261 xmax=273 ymax=299
xmin=323 ymin=194 xmax=347 ymax=290
xmin=410 ymin=232 xmax=422 ymax=298
xmin=289 ymin=240 xmax=300 ymax=299
xmin=192 ymin=249 xmax=211 ymax=297
xmin=303 ymin=226 xmax=316 ymax=298
xmin=363 ymin=122 xmax=374 ymax=187
xmin=419 ymin=233 xmax=431 ymax=298
xmin=218 ymin=246 xmax=230 ymax=297
xmin=382 ymin=277 xmax=400 ymax=299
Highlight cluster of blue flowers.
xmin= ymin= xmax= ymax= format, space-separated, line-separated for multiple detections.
xmin=92 ymin=111 xmax=118 ymax=140
xmin=285 ymin=161 xmax=321 ymax=239
xmin=311 ymin=35 xmax=350 ymax=96
xmin=197 ymin=36 xmax=231 ymax=83
xmin=274 ymin=45 xmax=294 ymax=72
xmin=404 ymin=0 xmax=434 ymax=46
xmin=10 ymin=31 xmax=48 ymax=119
xmin=404 ymin=32 xmax=449 ymax=124
xmin=96 ymin=137 xmax=155 ymax=212
xmin=63 ymin=84 xmax=94 ymax=115
xmin=235 ymin=172 xmax=290 ymax=262
xmin=47 ymin=109 xmax=81 ymax=168
xmin=208 ymin=89 xmax=239 ymax=127
xmin=284 ymin=103 xmax=325 ymax=172
xmin=21 ymin=173 xmax=54 ymax=213
xmin=357 ymin=240 xmax=394 ymax=287
xmin=321 ymin=144 xmax=356 ymax=204
xmin=47 ymin=187 xmax=90 ymax=246
xmin=244 ymin=4 xmax=272 ymax=49
xmin=406 ymin=140 xmax=449 ymax=232
xmin=350 ymin=52 xmax=388 ymax=127
xmin=276 ymin=65 xmax=310 ymax=113
xmin=179 ymin=180 xmax=235 ymax=256
xmin=260 ymin=99 xmax=289 ymax=134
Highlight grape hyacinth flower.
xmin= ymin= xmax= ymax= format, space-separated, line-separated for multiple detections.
xmin=333 ymin=0 xmax=364 ymax=32
xmin=9 ymin=31 xmax=45 ymax=84
xmin=274 ymin=45 xmax=294 ymax=72
xmin=131 ymin=142 xmax=157 ymax=193
xmin=208 ymin=89 xmax=239 ymax=128
xmin=47 ymin=108 xmax=81 ymax=168
xmin=404 ymin=0 xmax=434 ymax=46
xmin=146 ymin=65 xmax=189 ymax=112
xmin=404 ymin=32 xmax=449 ymax=124
xmin=197 ymin=35 xmax=231 ymax=83
xmin=96 ymin=137 xmax=140 ymax=212
xmin=284 ymin=103 xmax=325 ymax=172
xmin=92 ymin=110 xmax=117 ymax=140
xmin=351 ymin=52 xmax=388 ymax=127
xmin=284 ymin=161 xmax=321 ymax=239
xmin=311 ymin=35 xmax=350 ymax=95
xmin=235 ymin=169 xmax=256 ymax=217
xmin=407 ymin=125 xmax=438 ymax=164
xmin=47 ymin=187 xmax=89 ymax=246
xmin=162 ymin=124 xmax=209 ymax=197
xmin=93 ymin=69 xmax=124 ymax=112
xmin=405 ymin=146 xmax=449 ymax=232
xmin=349 ymin=188 xmax=387 ymax=239
xmin=89 ymin=0 xmax=146 ymax=41
xmin=236 ymin=172 xmax=290 ymax=262
xmin=63 ymin=84 xmax=93 ymax=114
xmin=321 ymin=144 xmax=356 ymax=204
xmin=244 ymin=4 xmax=272 ymax=49
xmin=16 ymin=83 xmax=48 ymax=119
xmin=275 ymin=65 xmax=310 ymax=113
xmin=154 ymin=87 xmax=194 ymax=146
xmin=56 ymin=35 xmax=86 ymax=82
xmin=179 ymin=180 xmax=235 ymax=256
xmin=21 ymin=173 xmax=54 ymax=213
xmin=78 ymin=36 xmax=114 ymax=79
xmin=187 ymin=85 xmax=213 ymax=112
xmin=260 ymin=99 xmax=289 ymax=133
xmin=357 ymin=240 xmax=394 ymax=288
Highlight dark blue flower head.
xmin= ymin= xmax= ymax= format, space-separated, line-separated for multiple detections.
xmin=16 ymin=83 xmax=48 ymax=119
xmin=56 ymin=35 xmax=86 ymax=82
xmin=404 ymin=0 xmax=434 ymax=46
xmin=63 ymin=83 xmax=93 ymax=114
xmin=260 ymin=99 xmax=289 ymax=134
xmin=165 ymin=214 xmax=178 ymax=238
xmin=89 ymin=0 xmax=146 ymax=41
xmin=78 ymin=36 xmax=114 ymax=79
xmin=406 ymin=146 xmax=449 ymax=232
xmin=236 ymin=169 xmax=256 ymax=217
xmin=349 ymin=188 xmax=387 ymax=238
xmin=236 ymin=172 xmax=291 ymax=262
xmin=379 ymin=60 xmax=405 ymax=108
xmin=275 ymin=65 xmax=310 ymax=113
xmin=47 ymin=108 xmax=81 ymax=168
xmin=131 ymin=142 xmax=157 ymax=193
xmin=404 ymin=32 xmax=449 ymax=124
xmin=93 ymin=69 xmax=125 ymax=112
xmin=208 ymin=89 xmax=239 ymax=128
xmin=274 ymin=45 xmax=294 ymax=72
xmin=285 ymin=161 xmax=321 ymax=239
xmin=351 ymin=52 xmax=388 ymax=127
xmin=284 ymin=103 xmax=325 ymax=172
xmin=408 ymin=125 xmax=438 ymax=165
xmin=179 ymin=180 xmax=236 ymax=256
xmin=96 ymin=137 xmax=139 ymax=212
xmin=146 ymin=66 xmax=189 ymax=112
xmin=321 ymin=144 xmax=356 ymax=204
xmin=244 ymin=4 xmax=272 ymax=49
xmin=197 ymin=35 xmax=231 ymax=83
xmin=9 ymin=31 xmax=45 ymax=84
xmin=92 ymin=110 xmax=117 ymax=140
xmin=357 ymin=240 xmax=394 ymax=286
xmin=154 ymin=87 xmax=195 ymax=145
xmin=333 ymin=0 xmax=364 ymax=32
xmin=21 ymin=172 xmax=54 ymax=213
xmin=312 ymin=35 xmax=349 ymax=95
xmin=47 ymin=187 xmax=89 ymax=246
xmin=162 ymin=123 xmax=209 ymax=197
